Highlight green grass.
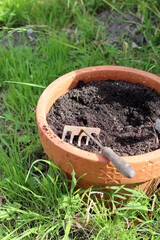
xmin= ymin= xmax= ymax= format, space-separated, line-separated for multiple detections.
xmin=0 ymin=0 xmax=160 ymax=239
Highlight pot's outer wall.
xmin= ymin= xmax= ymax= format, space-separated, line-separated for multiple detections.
xmin=36 ymin=66 xmax=160 ymax=190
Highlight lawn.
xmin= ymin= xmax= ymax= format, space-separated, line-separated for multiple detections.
xmin=0 ymin=0 xmax=160 ymax=239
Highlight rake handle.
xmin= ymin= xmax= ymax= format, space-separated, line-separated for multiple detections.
xmin=102 ymin=147 xmax=135 ymax=178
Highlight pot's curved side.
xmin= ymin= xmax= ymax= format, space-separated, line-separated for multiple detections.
xmin=36 ymin=66 xmax=160 ymax=189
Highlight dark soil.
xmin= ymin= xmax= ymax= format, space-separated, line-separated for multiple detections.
xmin=97 ymin=11 xmax=146 ymax=47
xmin=0 ymin=28 xmax=38 ymax=48
xmin=46 ymin=80 xmax=160 ymax=156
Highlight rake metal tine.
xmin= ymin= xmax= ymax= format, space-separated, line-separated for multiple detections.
xmin=70 ymin=132 xmax=75 ymax=144
xmin=86 ymin=136 xmax=90 ymax=145
xmin=62 ymin=128 xmax=67 ymax=141
xmin=78 ymin=136 xmax=82 ymax=147
xmin=78 ymin=131 xmax=84 ymax=147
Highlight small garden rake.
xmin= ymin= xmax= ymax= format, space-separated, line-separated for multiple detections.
xmin=62 ymin=125 xmax=135 ymax=178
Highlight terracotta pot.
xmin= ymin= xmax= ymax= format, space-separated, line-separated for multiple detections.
xmin=36 ymin=66 xmax=160 ymax=199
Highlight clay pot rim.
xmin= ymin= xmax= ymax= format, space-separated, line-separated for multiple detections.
xmin=36 ymin=65 xmax=160 ymax=164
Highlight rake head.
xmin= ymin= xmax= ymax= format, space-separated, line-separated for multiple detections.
xmin=62 ymin=125 xmax=100 ymax=147
xmin=62 ymin=125 xmax=135 ymax=178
